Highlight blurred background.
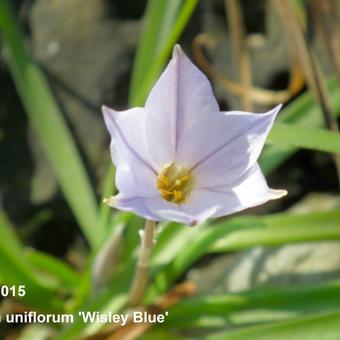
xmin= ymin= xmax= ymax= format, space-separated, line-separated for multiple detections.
xmin=0 ymin=0 xmax=340 ymax=339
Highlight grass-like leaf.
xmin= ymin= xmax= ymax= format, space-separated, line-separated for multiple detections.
xmin=146 ymin=210 xmax=340 ymax=302
xmin=164 ymin=280 xmax=340 ymax=328
xmin=261 ymin=77 xmax=340 ymax=173
xmin=268 ymin=123 xmax=340 ymax=154
xmin=0 ymin=214 xmax=63 ymax=312
xmin=205 ymin=310 xmax=340 ymax=340
xmin=209 ymin=209 xmax=340 ymax=253
xmin=26 ymin=249 xmax=80 ymax=291
xmin=0 ymin=0 xmax=100 ymax=248
xmin=129 ymin=0 xmax=198 ymax=106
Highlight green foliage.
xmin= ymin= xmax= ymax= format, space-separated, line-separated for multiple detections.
xmin=165 ymin=280 xmax=340 ymax=328
xmin=268 ymin=122 xmax=340 ymax=154
xmin=205 ymin=310 xmax=340 ymax=340
xmin=129 ymin=0 xmax=198 ymax=106
xmin=209 ymin=209 xmax=340 ymax=252
xmin=0 ymin=0 xmax=100 ymax=249
xmin=0 ymin=214 xmax=63 ymax=312
xmin=260 ymin=77 xmax=340 ymax=174
xmin=26 ymin=249 xmax=80 ymax=291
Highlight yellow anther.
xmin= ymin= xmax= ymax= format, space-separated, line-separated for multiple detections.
xmin=159 ymin=176 xmax=169 ymax=187
xmin=173 ymin=190 xmax=183 ymax=201
xmin=160 ymin=189 xmax=171 ymax=195
xmin=156 ymin=163 xmax=194 ymax=204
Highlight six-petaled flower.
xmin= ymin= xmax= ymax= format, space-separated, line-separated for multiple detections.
xmin=102 ymin=45 xmax=286 ymax=225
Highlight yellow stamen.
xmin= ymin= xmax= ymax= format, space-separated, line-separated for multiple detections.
xmin=173 ymin=190 xmax=183 ymax=202
xmin=156 ymin=163 xmax=194 ymax=203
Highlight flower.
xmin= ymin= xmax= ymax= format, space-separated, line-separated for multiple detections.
xmin=102 ymin=45 xmax=286 ymax=225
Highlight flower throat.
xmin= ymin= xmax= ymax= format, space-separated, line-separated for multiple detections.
xmin=156 ymin=164 xmax=194 ymax=203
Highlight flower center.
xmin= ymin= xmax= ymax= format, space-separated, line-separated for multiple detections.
xmin=156 ymin=163 xmax=194 ymax=203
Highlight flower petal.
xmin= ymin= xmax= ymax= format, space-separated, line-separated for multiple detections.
xmin=208 ymin=163 xmax=287 ymax=218
xmin=105 ymin=194 xmax=160 ymax=221
xmin=106 ymin=194 xmax=203 ymax=225
xmin=102 ymin=106 xmax=158 ymax=197
xmin=176 ymin=105 xmax=281 ymax=188
xmin=144 ymin=196 xmax=216 ymax=226
xmin=145 ymin=45 xmax=220 ymax=168
xmin=106 ymin=164 xmax=286 ymax=225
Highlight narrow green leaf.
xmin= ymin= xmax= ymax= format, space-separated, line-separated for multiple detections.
xmin=0 ymin=215 xmax=63 ymax=312
xmin=140 ymin=329 xmax=185 ymax=340
xmin=205 ymin=310 xmax=340 ymax=340
xmin=165 ymin=280 xmax=340 ymax=328
xmin=151 ymin=221 xmax=207 ymax=268
xmin=0 ymin=213 xmax=23 ymax=255
xmin=260 ymin=77 xmax=340 ymax=173
xmin=58 ymin=292 xmax=128 ymax=339
xmin=209 ymin=209 xmax=340 ymax=253
xmin=98 ymin=165 xmax=116 ymax=232
xmin=268 ymin=123 xmax=340 ymax=154
xmin=129 ymin=0 xmax=181 ymax=98
xmin=26 ymin=249 xmax=80 ymax=290
xmin=0 ymin=0 xmax=100 ymax=248
xmin=129 ymin=0 xmax=198 ymax=106
xmin=58 ymin=259 xmax=135 ymax=339
xmin=146 ymin=210 xmax=340 ymax=302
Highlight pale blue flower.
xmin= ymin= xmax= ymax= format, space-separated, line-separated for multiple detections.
xmin=102 ymin=45 xmax=286 ymax=225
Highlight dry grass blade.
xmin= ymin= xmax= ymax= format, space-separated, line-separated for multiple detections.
xmin=310 ymin=0 xmax=340 ymax=76
xmin=225 ymin=0 xmax=253 ymax=111
xmin=192 ymin=34 xmax=303 ymax=105
xmin=272 ymin=0 xmax=340 ymax=185
xmin=82 ymin=282 xmax=197 ymax=340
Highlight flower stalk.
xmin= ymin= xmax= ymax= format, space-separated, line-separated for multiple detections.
xmin=129 ymin=219 xmax=156 ymax=306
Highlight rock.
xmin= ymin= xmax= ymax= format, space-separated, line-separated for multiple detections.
xmin=189 ymin=193 xmax=340 ymax=294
